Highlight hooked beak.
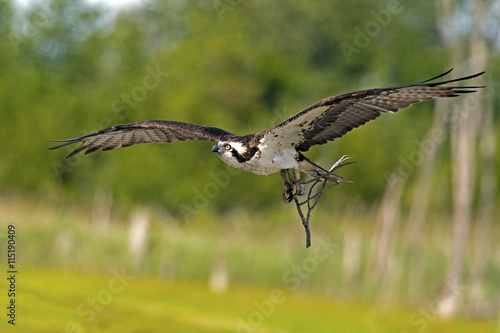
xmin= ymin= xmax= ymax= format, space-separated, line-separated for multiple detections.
xmin=211 ymin=144 xmax=220 ymax=153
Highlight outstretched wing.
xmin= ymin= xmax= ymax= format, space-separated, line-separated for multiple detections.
xmin=48 ymin=120 xmax=236 ymax=158
xmin=257 ymin=69 xmax=484 ymax=151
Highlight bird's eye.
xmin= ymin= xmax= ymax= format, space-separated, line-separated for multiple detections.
xmin=225 ymin=144 xmax=231 ymax=150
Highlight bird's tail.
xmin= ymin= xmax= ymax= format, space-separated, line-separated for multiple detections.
xmin=298 ymin=155 xmax=353 ymax=183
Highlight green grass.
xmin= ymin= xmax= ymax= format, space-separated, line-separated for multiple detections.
xmin=0 ymin=196 xmax=498 ymax=332
xmin=2 ymin=269 xmax=497 ymax=333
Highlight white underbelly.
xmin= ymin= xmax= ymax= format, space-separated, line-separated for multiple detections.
xmin=230 ymin=148 xmax=299 ymax=175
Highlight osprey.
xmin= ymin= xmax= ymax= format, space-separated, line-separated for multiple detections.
xmin=49 ymin=69 xmax=484 ymax=203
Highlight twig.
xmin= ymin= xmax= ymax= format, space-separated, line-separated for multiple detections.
xmin=288 ymin=155 xmax=355 ymax=248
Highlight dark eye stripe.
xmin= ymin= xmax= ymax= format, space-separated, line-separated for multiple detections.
xmin=231 ymin=149 xmax=246 ymax=163
xmin=230 ymin=146 xmax=259 ymax=163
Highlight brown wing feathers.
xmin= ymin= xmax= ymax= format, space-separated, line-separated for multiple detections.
xmin=49 ymin=70 xmax=484 ymax=158
xmin=48 ymin=120 xmax=235 ymax=158
xmin=288 ymin=70 xmax=484 ymax=151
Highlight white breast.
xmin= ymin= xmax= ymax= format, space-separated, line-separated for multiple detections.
xmin=216 ymin=135 xmax=300 ymax=176
xmin=235 ymin=147 xmax=298 ymax=175
xmin=247 ymin=139 xmax=299 ymax=175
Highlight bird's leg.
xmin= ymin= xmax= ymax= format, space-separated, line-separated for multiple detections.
xmin=280 ymin=170 xmax=293 ymax=203
xmin=291 ymin=167 xmax=304 ymax=197
xmin=280 ymin=168 xmax=305 ymax=203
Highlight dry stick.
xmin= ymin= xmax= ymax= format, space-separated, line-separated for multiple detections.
xmin=287 ymin=155 xmax=355 ymax=248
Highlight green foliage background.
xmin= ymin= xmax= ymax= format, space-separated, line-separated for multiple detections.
xmin=3 ymin=0 xmax=497 ymax=218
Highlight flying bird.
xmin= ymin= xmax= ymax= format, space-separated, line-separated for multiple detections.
xmin=49 ymin=69 xmax=484 ymax=203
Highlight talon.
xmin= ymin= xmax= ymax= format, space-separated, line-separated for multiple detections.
xmin=293 ymin=182 xmax=304 ymax=196
xmin=282 ymin=183 xmax=293 ymax=203
xmin=283 ymin=192 xmax=293 ymax=203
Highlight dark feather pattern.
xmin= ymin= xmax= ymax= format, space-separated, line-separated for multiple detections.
xmin=48 ymin=120 xmax=236 ymax=158
xmin=262 ymin=70 xmax=485 ymax=151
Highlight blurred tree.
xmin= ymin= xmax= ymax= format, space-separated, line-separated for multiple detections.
xmin=436 ymin=0 xmax=495 ymax=317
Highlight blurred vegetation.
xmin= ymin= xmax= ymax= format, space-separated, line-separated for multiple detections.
xmin=7 ymin=269 xmax=497 ymax=333
xmin=1 ymin=0 xmax=497 ymax=216
xmin=3 ymin=196 xmax=499 ymax=332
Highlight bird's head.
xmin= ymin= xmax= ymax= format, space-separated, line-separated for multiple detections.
xmin=212 ymin=141 xmax=248 ymax=165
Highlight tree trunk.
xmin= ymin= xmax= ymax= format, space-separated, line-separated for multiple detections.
xmin=464 ymin=0 xmax=494 ymax=314
xmin=369 ymin=173 xmax=405 ymax=300
xmin=405 ymin=99 xmax=447 ymax=299
xmin=439 ymin=92 xmax=476 ymax=317
xmin=436 ymin=0 xmax=492 ymax=317
xmin=434 ymin=0 xmax=467 ymax=316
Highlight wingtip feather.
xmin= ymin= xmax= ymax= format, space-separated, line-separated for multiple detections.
xmin=416 ymin=68 xmax=454 ymax=84
xmin=414 ymin=69 xmax=485 ymax=87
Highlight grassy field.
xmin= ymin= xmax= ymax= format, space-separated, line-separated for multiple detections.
xmin=1 ymin=269 xmax=497 ymax=333
xmin=0 ymin=195 xmax=498 ymax=332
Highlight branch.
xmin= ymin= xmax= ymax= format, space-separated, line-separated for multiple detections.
xmin=287 ymin=155 xmax=355 ymax=248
